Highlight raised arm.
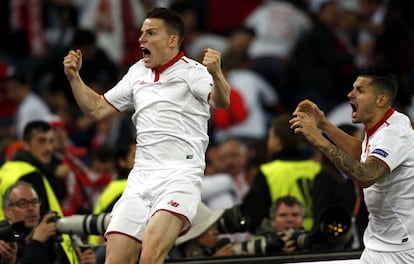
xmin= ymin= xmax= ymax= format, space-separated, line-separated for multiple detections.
xmin=294 ymin=99 xmax=362 ymax=159
xmin=202 ymin=48 xmax=230 ymax=109
xmin=290 ymin=100 xmax=389 ymax=187
xmin=63 ymin=49 xmax=116 ymax=120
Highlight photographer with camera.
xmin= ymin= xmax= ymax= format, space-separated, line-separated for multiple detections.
xmin=171 ymin=202 xmax=235 ymax=259
xmin=171 ymin=201 xmax=300 ymax=259
xmin=0 ymin=120 xmax=79 ymax=262
xmin=254 ymin=195 xmax=305 ymax=253
xmin=0 ymin=181 xmax=97 ymax=264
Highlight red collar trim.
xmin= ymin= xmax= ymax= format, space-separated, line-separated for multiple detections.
xmin=365 ymin=108 xmax=395 ymax=137
xmin=154 ymin=52 xmax=184 ymax=74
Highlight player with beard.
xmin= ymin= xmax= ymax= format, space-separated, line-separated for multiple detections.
xmin=290 ymin=65 xmax=414 ymax=263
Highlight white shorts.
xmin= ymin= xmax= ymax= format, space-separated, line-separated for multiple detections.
xmin=361 ymin=248 xmax=414 ymax=263
xmin=104 ymin=167 xmax=203 ymax=242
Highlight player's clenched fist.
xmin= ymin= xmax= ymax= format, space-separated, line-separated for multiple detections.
xmin=202 ymin=48 xmax=221 ymax=76
xmin=63 ymin=49 xmax=83 ymax=81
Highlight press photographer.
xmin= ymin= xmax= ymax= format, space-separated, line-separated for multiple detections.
xmin=0 ymin=181 xmax=96 ymax=264
xmin=235 ymin=195 xmax=306 ymax=255
xmin=234 ymin=196 xmax=353 ymax=255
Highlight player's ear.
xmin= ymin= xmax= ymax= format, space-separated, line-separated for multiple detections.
xmin=169 ymin=35 xmax=179 ymax=48
xmin=376 ymin=94 xmax=388 ymax=107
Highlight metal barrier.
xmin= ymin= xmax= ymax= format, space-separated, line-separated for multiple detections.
xmin=166 ymin=250 xmax=362 ymax=264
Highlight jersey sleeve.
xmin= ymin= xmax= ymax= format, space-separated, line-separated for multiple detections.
xmin=368 ymin=124 xmax=409 ymax=171
xmin=187 ymin=65 xmax=213 ymax=103
xmin=103 ymin=69 xmax=134 ymax=112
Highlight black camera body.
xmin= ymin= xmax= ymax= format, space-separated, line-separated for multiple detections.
xmin=217 ymin=205 xmax=249 ymax=234
xmin=0 ymin=221 xmax=30 ymax=243
xmin=45 ymin=211 xmax=64 ymax=243
xmin=46 ymin=211 xmax=61 ymax=223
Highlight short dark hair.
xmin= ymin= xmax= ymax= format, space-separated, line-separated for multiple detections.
xmin=146 ymin=7 xmax=185 ymax=45
xmin=269 ymin=195 xmax=305 ymax=219
xmin=271 ymin=114 xmax=308 ymax=153
xmin=358 ymin=65 xmax=398 ymax=105
xmin=115 ymin=139 xmax=135 ymax=170
xmin=92 ymin=145 xmax=115 ymax=163
xmin=23 ymin=120 xmax=51 ymax=143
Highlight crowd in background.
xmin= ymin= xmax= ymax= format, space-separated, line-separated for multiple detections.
xmin=0 ymin=0 xmax=414 ymax=261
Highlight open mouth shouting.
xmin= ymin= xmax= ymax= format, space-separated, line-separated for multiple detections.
xmin=141 ymin=47 xmax=151 ymax=62
xmin=349 ymin=101 xmax=358 ymax=119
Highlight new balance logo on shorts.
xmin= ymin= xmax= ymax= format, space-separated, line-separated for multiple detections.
xmin=168 ymin=200 xmax=180 ymax=207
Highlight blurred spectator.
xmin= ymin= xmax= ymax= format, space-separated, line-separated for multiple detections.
xmin=0 ymin=0 xmax=48 ymax=65
xmin=0 ymin=61 xmax=17 ymax=162
xmin=215 ymin=50 xmax=280 ymax=145
xmin=209 ymin=88 xmax=249 ymax=145
xmin=242 ymin=114 xmax=320 ymax=233
xmin=78 ymin=0 xmax=148 ymax=66
xmin=355 ymin=0 xmax=388 ymax=69
xmin=336 ymin=0 xmax=360 ymax=52
xmin=46 ymin=114 xmax=89 ymax=215
xmin=224 ymin=26 xmax=256 ymax=62
xmin=44 ymin=115 xmax=113 ymax=216
xmin=34 ymin=28 xmax=119 ymax=103
xmin=5 ymin=69 xmax=52 ymax=139
xmin=218 ymin=138 xmax=252 ymax=204
xmin=88 ymin=139 xmax=136 ymax=263
xmin=71 ymin=29 xmax=119 ymax=93
xmin=87 ymin=112 xmax=135 ymax=151
xmin=204 ymin=0 xmax=263 ymax=35
xmin=185 ymin=34 xmax=228 ymax=63
xmin=372 ymin=1 xmax=414 ymax=111
xmin=289 ymin=0 xmax=357 ymax=113
xmin=171 ymin=202 xmax=235 ymax=259
xmin=244 ymin=0 xmax=312 ymax=98
xmin=87 ymin=145 xmax=115 ymax=202
xmin=0 ymin=120 xmax=78 ymax=262
xmin=201 ymin=144 xmax=238 ymax=210
xmin=44 ymin=1 xmax=79 ymax=50
xmin=170 ymin=1 xmax=203 ymax=56
xmin=90 ymin=139 xmax=135 ymax=215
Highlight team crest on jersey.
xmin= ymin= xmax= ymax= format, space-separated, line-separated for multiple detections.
xmin=371 ymin=148 xmax=389 ymax=158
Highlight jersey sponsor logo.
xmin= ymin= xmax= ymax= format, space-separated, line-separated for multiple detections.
xmin=371 ymin=148 xmax=389 ymax=158
xmin=168 ymin=200 xmax=180 ymax=207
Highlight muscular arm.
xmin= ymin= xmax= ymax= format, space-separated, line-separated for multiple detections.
xmin=313 ymin=134 xmax=389 ymax=188
xmin=322 ymin=143 xmax=389 ymax=187
xmin=293 ymin=99 xmax=362 ymax=159
xmin=63 ymin=50 xmax=116 ymax=120
xmin=320 ymin=120 xmax=362 ymax=160
xmin=290 ymin=100 xmax=388 ymax=187
xmin=202 ymin=48 xmax=230 ymax=109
